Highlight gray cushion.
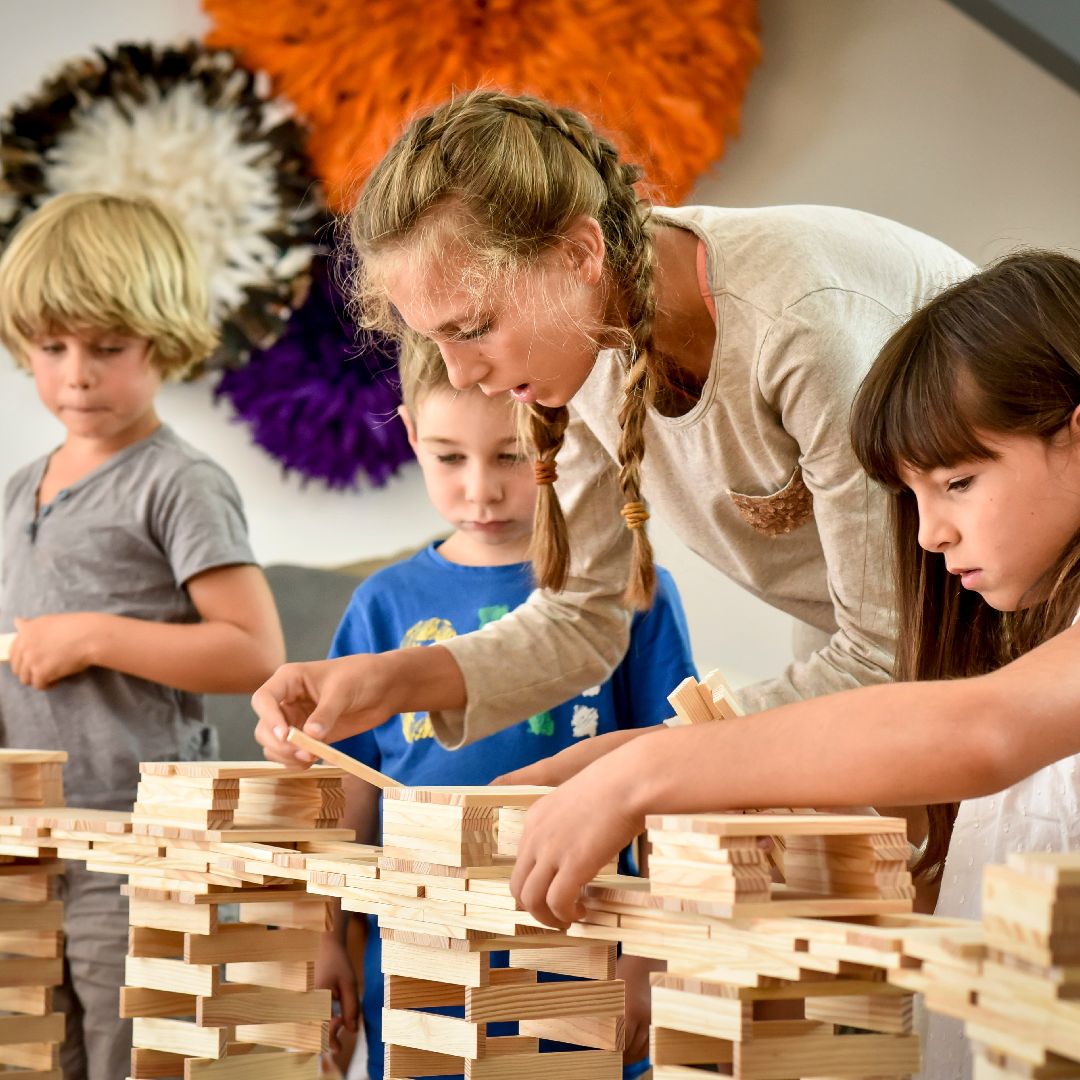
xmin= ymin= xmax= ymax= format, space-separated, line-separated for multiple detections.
xmin=204 ymin=563 xmax=365 ymax=761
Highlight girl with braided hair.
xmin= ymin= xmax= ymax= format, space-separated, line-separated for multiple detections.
xmin=254 ymin=88 xmax=970 ymax=797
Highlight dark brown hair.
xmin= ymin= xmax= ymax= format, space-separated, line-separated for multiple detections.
xmin=348 ymin=90 xmax=657 ymax=608
xmin=851 ymin=250 xmax=1080 ymax=879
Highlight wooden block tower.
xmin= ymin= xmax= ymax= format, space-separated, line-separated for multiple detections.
xmin=120 ymin=761 xmax=354 ymax=1080
xmin=919 ymin=851 xmax=1080 ymax=1077
xmin=336 ymin=785 xmax=625 ymax=1079
xmin=0 ymin=749 xmax=68 ymax=1079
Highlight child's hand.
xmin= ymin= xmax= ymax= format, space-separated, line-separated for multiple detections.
xmin=510 ymin=763 xmax=643 ymax=928
xmin=617 ymin=953 xmax=660 ymax=1065
xmin=8 ymin=614 xmax=101 ymax=689
xmin=253 ymin=646 xmax=465 ymax=767
xmin=253 ymin=654 xmax=400 ymax=766
xmin=492 ymin=727 xmax=655 ymax=787
xmin=316 ymin=934 xmax=359 ymax=1053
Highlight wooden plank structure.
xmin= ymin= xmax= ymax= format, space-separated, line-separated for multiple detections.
xmin=0 ymin=713 xmax=1075 ymax=1077
xmin=0 ymin=749 xmax=69 ymax=1080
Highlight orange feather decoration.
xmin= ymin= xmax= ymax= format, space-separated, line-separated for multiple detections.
xmin=203 ymin=0 xmax=760 ymax=212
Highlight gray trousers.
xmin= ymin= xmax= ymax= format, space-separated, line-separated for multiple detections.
xmin=54 ymin=861 xmax=131 ymax=1080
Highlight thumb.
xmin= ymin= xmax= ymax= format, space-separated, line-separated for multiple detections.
xmin=303 ymin=700 xmax=341 ymax=742
xmin=12 ymin=617 xmax=25 ymax=630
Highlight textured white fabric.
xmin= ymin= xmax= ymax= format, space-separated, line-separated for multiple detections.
xmin=432 ymin=204 xmax=973 ymax=747
xmin=924 ymin=615 xmax=1080 ymax=1079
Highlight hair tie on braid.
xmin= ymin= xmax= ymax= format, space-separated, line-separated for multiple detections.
xmin=534 ymin=459 xmax=558 ymax=486
xmin=620 ymin=501 xmax=649 ymax=530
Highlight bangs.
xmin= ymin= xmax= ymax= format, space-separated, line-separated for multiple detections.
xmin=851 ymin=316 xmax=997 ymax=492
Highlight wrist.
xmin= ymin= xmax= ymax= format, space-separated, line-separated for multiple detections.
xmin=383 ymin=644 xmax=466 ymax=716
xmin=81 ymin=612 xmax=111 ymax=668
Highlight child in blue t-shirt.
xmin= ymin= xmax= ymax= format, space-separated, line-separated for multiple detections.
xmin=321 ymin=336 xmax=697 ymax=1080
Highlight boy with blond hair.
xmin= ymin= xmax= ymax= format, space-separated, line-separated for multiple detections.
xmin=0 ymin=192 xmax=285 ymax=1079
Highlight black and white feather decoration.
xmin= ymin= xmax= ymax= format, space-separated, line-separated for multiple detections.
xmin=0 ymin=42 xmax=327 ymax=373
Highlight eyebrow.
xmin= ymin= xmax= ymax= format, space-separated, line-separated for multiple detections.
xmin=420 ymin=436 xmax=519 ymax=446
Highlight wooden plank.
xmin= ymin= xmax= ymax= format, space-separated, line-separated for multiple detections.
xmin=223 ymin=961 xmax=313 ymax=991
xmin=186 ymin=926 xmax=320 ymax=965
xmin=120 ymin=986 xmax=198 ymax=1019
xmin=131 ymin=1047 xmax=189 ymax=1078
xmin=507 ymin=944 xmax=616 ymax=980
xmin=465 ymin=1050 xmax=622 ymax=1078
xmin=382 ymin=1008 xmax=481 ymax=1058
xmin=132 ymin=1017 xmax=229 ymax=1059
xmin=183 ymin=1051 xmax=320 ymax=1078
xmin=804 ymin=992 xmax=915 ymax=1034
xmin=651 ymin=1026 xmax=734 ymax=1066
xmin=0 ymin=929 xmax=62 ymax=958
xmin=130 ymin=899 xmax=217 ymax=936
xmin=197 ymin=986 xmax=331 ymax=1026
xmin=232 ymin=1021 xmax=327 ymax=1053
xmin=733 ymin=1030 xmax=921 ymax=1078
xmin=518 ymin=1013 xmax=624 ymax=1050
xmin=125 ymin=956 xmax=218 ymax=997
xmin=235 ymin=900 xmax=332 ymax=932
xmin=0 ymin=1013 xmax=64 ymax=1047
xmin=284 ymin=728 xmax=402 ymax=789
xmin=129 ymin=926 xmax=184 ymax=960
xmin=139 ymin=761 xmax=344 ymax=780
xmin=465 ymin=979 xmax=624 ymax=1023
xmin=0 ymin=633 xmax=15 ymax=662
xmin=0 ymin=901 xmax=62 ymax=933
xmin=0 ymin=986 xmax=51 ymax=1015
xmin=0 ymin=957 xmax=62 ymax=988
xmin=382 ymin=939 xmax=489 ymax=987
xmin=384 ymin=786 xmax=550 ymax=808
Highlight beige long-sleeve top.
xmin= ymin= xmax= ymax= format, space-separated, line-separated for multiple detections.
xmin=432 ymin=205 xmax=974 ymax=748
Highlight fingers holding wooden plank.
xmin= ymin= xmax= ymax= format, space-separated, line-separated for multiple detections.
xmin=284 ymin=727 xmax=402 ymax=789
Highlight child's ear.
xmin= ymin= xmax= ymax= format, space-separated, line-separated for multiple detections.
xmin=399 ymin=404 xmax=419 ymax=450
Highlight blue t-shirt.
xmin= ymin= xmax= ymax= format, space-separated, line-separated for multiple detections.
xmin=331 ymin=542 xmax=696 ymax=1080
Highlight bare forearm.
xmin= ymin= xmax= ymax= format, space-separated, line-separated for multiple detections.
xmin=625 ymin=677 xmax=1023 ymax=819
xmin=89 ymin=614 xmax=282 ymax=693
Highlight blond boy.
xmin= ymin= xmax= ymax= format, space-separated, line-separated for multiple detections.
xmin=0 ymin=192 xmax=284 ymax=1079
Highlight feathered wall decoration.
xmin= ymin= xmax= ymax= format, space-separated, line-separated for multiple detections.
xmin=215 ymin=255 xmax=413 ymax=489
xmin=0 ymin=42 xmax=328 ymax=372
xmin=203 ymin=0 xmax=761 ymax=211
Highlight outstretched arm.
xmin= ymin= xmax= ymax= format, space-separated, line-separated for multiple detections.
xmin=511 ymin=621 xmax=1080 ymax=926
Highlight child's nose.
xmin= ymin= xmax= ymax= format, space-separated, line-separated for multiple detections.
xmin=64 ymin=347 xmax=93 ymax=387
xmin=917 ymin=510 xmax=956 ymax=552
xmin=465 ymin=464 xmax=500 ymax=504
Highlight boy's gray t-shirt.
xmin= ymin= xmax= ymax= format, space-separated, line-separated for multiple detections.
xmin=0 ymin=425 xmax=255 ymax=809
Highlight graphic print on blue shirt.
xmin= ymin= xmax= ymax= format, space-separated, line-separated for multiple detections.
xmin=330 ymin=542 xmax=696 ymax=1080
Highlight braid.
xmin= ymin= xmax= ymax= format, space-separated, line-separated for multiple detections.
xmin=528 ymin=404 xmax=572 ymax=591
xmin=494 ymin=96 xmax=659 ymax=608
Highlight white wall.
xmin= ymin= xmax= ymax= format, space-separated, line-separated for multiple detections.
xmin=2 ymin=0 xmax=1079 ymax=685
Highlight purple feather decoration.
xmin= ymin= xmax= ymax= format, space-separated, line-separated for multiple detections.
xmin=215 ymin=257 xmax=414 ymax=489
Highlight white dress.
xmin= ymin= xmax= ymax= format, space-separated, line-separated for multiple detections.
xmin=922 ymin=723 xmax=1080 ymax=1077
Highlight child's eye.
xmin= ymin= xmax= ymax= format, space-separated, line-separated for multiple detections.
xmin=436 ymin=454 xmax=464 ymax=465
xmin=499 ymin=453 xmax=527 ymax=465
xmin=946 ymin=476 xmax=973 ymax=493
